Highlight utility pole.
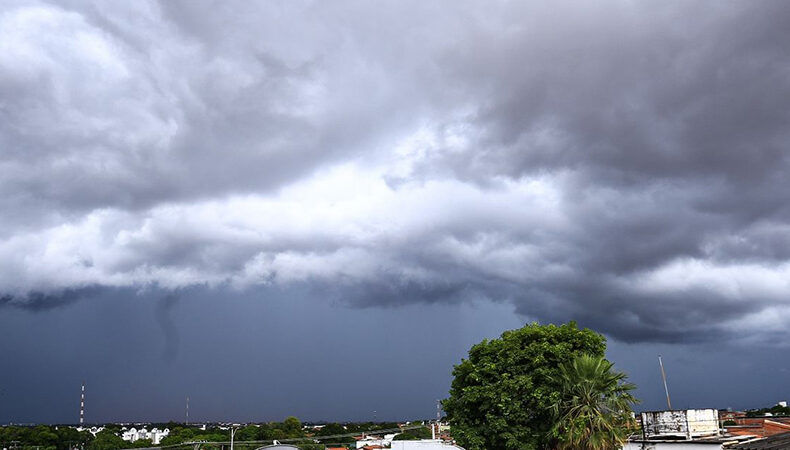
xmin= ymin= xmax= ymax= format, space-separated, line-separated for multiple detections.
xmin=230 ymin=427 xmax=237 ymax=450
xmin=658 ymin=355 xmax=672 ymax=410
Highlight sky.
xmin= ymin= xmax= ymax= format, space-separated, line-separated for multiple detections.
xmin=1 ymin=0 xmax=789 ymax=423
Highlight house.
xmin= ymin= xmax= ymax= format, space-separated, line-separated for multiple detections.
xmin=120 ymin=427 xmax=169 ymax=444
xmin=720 ymin=411 xmax=747 ymax=424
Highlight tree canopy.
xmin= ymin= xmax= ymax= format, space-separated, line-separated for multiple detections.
xmin=392 ymin=426 xmax=432 ymax=441
xmin=442 ymin=321 xmax=607 ymax=450
xmin=87 ymin=430 xmax=126 ymax=450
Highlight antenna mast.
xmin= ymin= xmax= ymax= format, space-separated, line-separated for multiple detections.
xmin=434 ymin=399 xmax=442 ymax=440
xmin=80 ymin=382 xmax=85 ymax=425
xmin=658 ymin=355 xmax=672 ymax=410
xmin=186 ymin=396 xmax=190 ymax=424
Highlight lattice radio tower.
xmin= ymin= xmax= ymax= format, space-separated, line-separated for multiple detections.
xmin=79 ymin=382 xmax=85 ymax=425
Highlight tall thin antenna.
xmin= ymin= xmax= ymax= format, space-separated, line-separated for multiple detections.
xmin=79 ymin=382 xmax=85 ymax=425
xmin=658 ymin=355 xmax=672 ymax=410
xmin=434 ymin=399 xmax=442 ymax=440
xmin=186 ymin=396 xmax=189 ymax=424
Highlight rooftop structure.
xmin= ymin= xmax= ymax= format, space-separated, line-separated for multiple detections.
xmin=641 ymin=409 xmax=720 ymax=440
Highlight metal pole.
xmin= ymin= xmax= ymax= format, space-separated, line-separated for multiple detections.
xmin=434 ymin=400 xmax=441 ymax=440
xmin=80 ymin=383 xmax=85 ymax=425
xmin=230 ymin=427 xmax=236 ymax=450
xmin=658 ymin=355 xmax=672 ymax=410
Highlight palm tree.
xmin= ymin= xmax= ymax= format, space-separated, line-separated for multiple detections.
xmin=550 ymin=354 xmax=639 ymax=450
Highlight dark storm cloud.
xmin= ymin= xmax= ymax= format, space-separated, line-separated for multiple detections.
xmin=2 ymin=0 xmax=790 ymax=344
xmin=0 ymin=286 xmax=102 ymax=311
xmin=427 ymin=2 xmax=790 ymax=183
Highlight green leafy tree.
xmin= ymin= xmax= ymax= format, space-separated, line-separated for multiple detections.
xmin=315 ymin=423 xmax=346 ymax=437
xmin=442 ymin=322 xmax=606 ymax=450
xmin=550 ymin=354 xmax=638 ymax=450
xmin=235 ymin=425 xmax=260 ymax=442
xmin=158 ymin=434 xmax=182 ymax=446
xmin=55 ymin=426 xmax=94 ymax=450
xmin=87 ymin=430 xmax=126 ymax=450
xmin=30 ymin=426 xmax=59 ymax=449
xmin=393 ymin=427 xmax=432 ymax=440
xmin=131 ymin=439 xmax=153 ymax=448
xmin=281 ymin=417 xmax=303 ymax=437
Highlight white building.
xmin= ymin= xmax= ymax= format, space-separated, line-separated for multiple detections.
xmin=75 ymin=426 xmax=104 ymax=437
xmin=121 ymin=428 xmax=138 ymax=442
xmin=150 ymin=428 xmax=170 ymax=445
xmin=121 ymin=427 xmax=169 ymax=444
xmin=355 ymin=434 xmax=397 ymax=449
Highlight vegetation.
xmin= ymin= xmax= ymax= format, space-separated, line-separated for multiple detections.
xmin=159 ymin=417 xmax=307 ymax=446
xmin=392 ymin=426 xmax=432 ymax=440
xmin=746 ymin=404 xmax=790 ymax=417
xmin=0 ymin=419 xmax=415 ymax=450
xmin=0 ymin=425 xmax=93 ymax=450
xmin=86 ymin=430 xmax=126 ymax=450
xmin=442 ymin=322 xmax=617 ymax=450
xmin=312 ymin=421 xmax=400 ymax=445
xmin=549 ymin=354 xmax=638 ymax=450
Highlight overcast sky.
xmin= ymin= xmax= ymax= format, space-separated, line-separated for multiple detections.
xmin=2 ymin=0 xmax=790 ymax=423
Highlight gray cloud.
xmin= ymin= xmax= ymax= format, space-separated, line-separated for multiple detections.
xmin=0 ymin=286 xmax=101 ymax=311
xmin=2 ymin=1 xmax=790 ymax=344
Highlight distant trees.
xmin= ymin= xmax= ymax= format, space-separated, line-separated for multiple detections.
xmin=0 ymin=417 xmax=428 ymax=450
xmin=312 ymin=421 xmax=402 ymax=445
xmin=234 ymin=425 xmax=259 ymax=442
xmin=130 ymin=439 xmax=153 ymax=448
xmin=746 ymin=404 xmax=790 ymax=417
xmin=87 ymin=430 xmax=126 ymax=450
xmin=392 ymin=427 xmax=432 ymax=440
xmin=55 ymin=427 xmax=93 ymax=450
xmin=0 ymin=425 xmax=92 ymax=450
xmin=550 ymin=354 xmax=638 ymax=450
xmin=157 ymin=417 xmax=308 ymax=446
xmin=314 ymin=422 xmax=347 ymax=437
xmin=442 ymin=322 xmax=635 ymax=450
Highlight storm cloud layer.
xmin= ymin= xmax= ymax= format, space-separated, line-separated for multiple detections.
xmin=3 ymin=1 xmax=790 ymax=343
